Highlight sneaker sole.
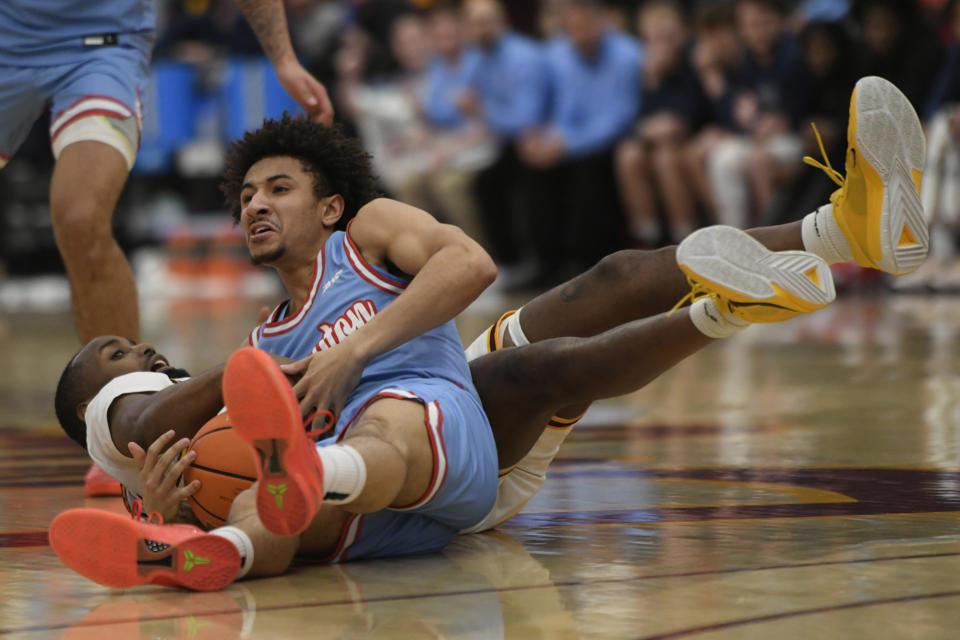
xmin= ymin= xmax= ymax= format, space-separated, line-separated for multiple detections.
xmin=852 ymin=75 xmax=928 ymax=275
xmin=677 ymin=226 xmax=836 ymax=318
xmin=223 ymin=348 xmax=322 ymax=536
xmin=50 ymin=510 xmax=239 ymax=591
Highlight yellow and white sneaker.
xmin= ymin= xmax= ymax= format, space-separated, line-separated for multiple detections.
xmin=676 ymin=226 xmax=836 ymax=324
xmin=804 ymin=75 xmax=927 ymax=275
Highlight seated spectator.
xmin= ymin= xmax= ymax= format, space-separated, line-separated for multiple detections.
xmin=336 ymin=13 xmax=434 ymax=194
xmin=761 ymin=19 xmax=859 ymax=225
xmin=520 ymin=0 xmax=642 ymax=282
xmin=706 ymin=0 xmax=808 ymax=228
xmin=154 ymin=0 xmax=262 ymax=63
xmin=898 ymin=0 xmax=960 ymax=290
xmin=615 ymin=0 xmax=708 ymax=246
xmin=462 ymin=0 xmax=551 ymax=277
xmin=399 ymin=3 xmax=496 ymax=246
xmin=683 ymin=1 xmax=742 ymax=225
xmin=853 ymin=0 xmax=942 ymax=113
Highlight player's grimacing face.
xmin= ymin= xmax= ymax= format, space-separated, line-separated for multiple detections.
xmin=239 ymin=156 xmax=327 ymax=266
xmin=78 ymin=336 xmax=175 ymax=387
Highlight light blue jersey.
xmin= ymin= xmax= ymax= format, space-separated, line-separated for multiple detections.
xmin=248 ymin=224 xmax=498 ymax=559
xmin=0 ymin=0 xmax=155 ymax=67
xmin=249 ymin=225 xmax=477 ymax=414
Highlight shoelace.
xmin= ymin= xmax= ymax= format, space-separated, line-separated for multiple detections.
xmin=130 ymin=498 xmax=164 ymax=525
xmin=668 ymin=276 xmax=729 ymax=323
xmin=303 ymin=409 xmax=336 ymax=440
xmin=802 ymin=122 xmax=844 ymax=188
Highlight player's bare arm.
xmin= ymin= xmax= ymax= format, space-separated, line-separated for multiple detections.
xmin=234 ymin=0 xmax=334 ymax=124
xmin=99 ymin=365 xmax=227 ymax=455
xmin=281 ymin=198 xmax=497 ymax=420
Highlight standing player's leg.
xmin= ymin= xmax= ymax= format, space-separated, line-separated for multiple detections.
xmin=50 ymin=141 xmax=138 ymax=342
xmin=46 ymin=43 xmax=149 ymax=343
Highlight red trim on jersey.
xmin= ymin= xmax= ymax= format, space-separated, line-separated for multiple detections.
xmin=335 ymin=390 xmax=419 ymax=443
xmin=344 ymin=221 xmax=408 ymax=295
xmin=52 ymin=94 xmax=134 ymax=122
xmin=50 ymin=109 xmax=132 ymax=143
xmin=0 ymin=153 xmax=10 ymax=161
xmin=262 ymin=249 xmax=325 ymax=336
xmin=309 ymin=513 xmax=363 ymax=564
xmin=391 ymin=401 xmax=448 ymax=511
xmin=338 ymin=516 xmax=365 ymax=563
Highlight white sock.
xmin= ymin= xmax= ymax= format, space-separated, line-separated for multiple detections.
xmin=315 ymin=444 xmax=367 ymax=504
xmin=802 ymin=204 xmax=854 ymax=264
xmin=502 ymin=307 xmax=530 ymax=347
xmin=689 ymin=297 xmax=750 ymax=339
xmin=211 ymin=525 xmax=254 ymax=579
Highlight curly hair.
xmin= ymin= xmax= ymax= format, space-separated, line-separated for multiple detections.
xmin=220 ymin=115 xmax=381 ymax=228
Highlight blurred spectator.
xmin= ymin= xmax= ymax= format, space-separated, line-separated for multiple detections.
xmin=706 ymin=0 xmax=808 ymax=228
xmin=337 ymin=13 xmax=434 ymax=193
xmin=900 ymin=0 xmax=960 ymax=290
xmin=684 ymin=1 xmax=742 ymax=225
xmin=154 ymin=0 xmax=262 ymax=63
xmin=616 ymin=0 xmax=708 ymax=246
xmin=794 ymin=0 xmax=850 ymax=24
xmin=762 ymin=19 xmax=858 ymax=224
xmin=520 ymin=0 xmax=642 ymax=282
xmin=399 ymin=4 xmax=495 ymax=245
xmin=853 ymin=0 xmax=942 ymax=112
xmin=463 ymin=0 xmax=551 ymax=275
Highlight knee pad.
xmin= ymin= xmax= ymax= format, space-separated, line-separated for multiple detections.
xmin=51 ymin=105 xmax=141 ymax=170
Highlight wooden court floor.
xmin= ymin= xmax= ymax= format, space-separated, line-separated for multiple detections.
xmin=2 ymin=293 xmax=960 ymax=638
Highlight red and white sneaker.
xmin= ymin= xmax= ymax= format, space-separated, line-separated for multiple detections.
xmin=83 ymin=463 xmax=122 ymax=497
xmin=49 ymin=508 xmax=240 ymax=591
xmin=223 ymin=347 xmax=325 ymax=536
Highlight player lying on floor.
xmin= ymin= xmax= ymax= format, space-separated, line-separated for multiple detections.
xmin=50 ymin=76 xmax=927 ymax=589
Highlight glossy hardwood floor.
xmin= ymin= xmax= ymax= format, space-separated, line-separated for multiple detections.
xmin=2 ymin=293 xmax=960 ymax=639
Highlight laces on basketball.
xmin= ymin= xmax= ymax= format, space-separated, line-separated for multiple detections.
xmin=668 ymin=277 xmax=729 ymax=323
xmin=129 ymin=498 xmax=165 ymax=525
xmin=802 ymin=122 xmax=844 ymax=188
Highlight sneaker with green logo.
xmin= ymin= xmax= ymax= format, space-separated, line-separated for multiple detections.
xmin=223 ymin=348 xmax=326 ymax=536
xmin=50 ymin=508 xmax=240 ymax=591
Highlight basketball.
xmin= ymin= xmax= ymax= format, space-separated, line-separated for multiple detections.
xmin=184 ymin=413 xmax=258 ymax=529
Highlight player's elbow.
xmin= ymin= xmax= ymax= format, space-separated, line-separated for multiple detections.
xmin=467 ymin=245 xmax=498 ymax=290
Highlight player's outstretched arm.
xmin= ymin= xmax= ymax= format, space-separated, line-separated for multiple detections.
xmin=234 ymin=0 xmax=334 ymax=125
xmin=281 ymin=198 xmax=497 ymax=421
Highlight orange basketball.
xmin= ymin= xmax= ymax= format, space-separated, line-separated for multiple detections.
xmin=184 ymin=413 xmax=258 ymax=529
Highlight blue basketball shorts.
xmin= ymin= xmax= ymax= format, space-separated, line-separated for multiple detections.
xmin=0 ymin=35 xmax=151 ymax=169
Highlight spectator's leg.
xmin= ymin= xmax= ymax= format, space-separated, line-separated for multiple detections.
xmin=746 ymin=145 xmax=775 ymax=222
xmin=707 ymin=136 xmax=752 ymax=228
xmin=615 ymin=138 xmax=660 ymax=245
xmin=652 ymin=138 xmax=697 ymax=242
xmin=524 ymin=161 xmax=567 ymax=281
xmin=430 ymin=168 xmax=488 ymax=248
xmin=50 ymin=140 xmax=139 ymax=342
xmin=683 ymin=127 xmax=726 ymax=221
xmin=563 ymin=149 xmax=625 ymax=271
xmin=395 ymin=171 xmax=435 ymax=214
xmin=475 ymin=144 xmax=524 ymax=265
xmin=922 ymin=110 xmax=951 ymax=229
